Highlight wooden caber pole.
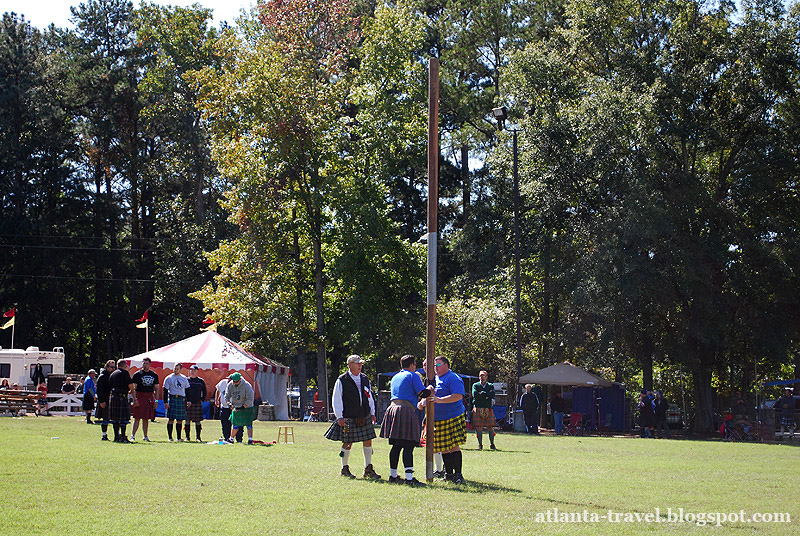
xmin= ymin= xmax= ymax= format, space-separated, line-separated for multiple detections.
xmin=425 ymin=57 xmax=439 ymax=482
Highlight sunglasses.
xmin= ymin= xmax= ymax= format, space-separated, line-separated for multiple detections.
xmin=435 ymin=363 xmax=443 ymax=367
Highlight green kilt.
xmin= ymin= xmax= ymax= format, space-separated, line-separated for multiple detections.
xmin=230 ymin=406 xmax=256 ymax=427
xmin=432 ymin=415 xmax=467 ymax=452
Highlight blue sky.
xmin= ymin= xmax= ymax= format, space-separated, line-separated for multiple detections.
xmin=0 ymin=0 xmax=255 ymax=29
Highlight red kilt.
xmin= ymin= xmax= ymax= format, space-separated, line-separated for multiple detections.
xmin=380 ymin=400 xmax=420 ymax=445
xmin=132 ymin=392 xmax=155 ymax=420
xmin=185 ymin=401 xmax=204 ymax=423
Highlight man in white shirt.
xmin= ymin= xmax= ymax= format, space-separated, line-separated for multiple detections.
xmin=323 ymin=355 xmax=380 ymax=479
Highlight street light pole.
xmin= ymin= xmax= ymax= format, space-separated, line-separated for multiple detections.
xmin=492 ymin=106 xmax=523 ymax=418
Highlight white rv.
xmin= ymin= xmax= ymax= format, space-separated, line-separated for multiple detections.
xmin=0 ymin=346 xmax=65 ymax=388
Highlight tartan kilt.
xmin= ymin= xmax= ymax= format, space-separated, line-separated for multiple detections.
xmin=325 ymin=418 xmax=376 ymax=443
xmin=132 ymin=393 xmax=155 ymax=420
xmin=185 ymin=401 xmax=204 ymax=423
xmin=82 ymin=394 xmax=95 ymax=412
xmin=471 ymin=407 xmax=496 ymax=428
xmin=95 ymin=401 xmax=109 ymax=422
xmin=431 ymin=415 xmax=467 ymax=453
xmin=781 ymin=416 xmax=795 ymax=428
xmin=167 ymin=395 xmax=187 ymax=421
xmin=109 ymin=394 xmax=131 ymax=424
xmin=230 ymin=406 xmax=256 ymax=427
xmin=380 ymin=401 xmax=420 ymax=444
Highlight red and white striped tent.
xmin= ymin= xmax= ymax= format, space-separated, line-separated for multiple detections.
xmin=126 ymin=331 xmax=290 ymax=419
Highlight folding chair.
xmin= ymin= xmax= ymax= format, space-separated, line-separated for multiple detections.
xmin=565 ymin=412 xmax=584 ymax=435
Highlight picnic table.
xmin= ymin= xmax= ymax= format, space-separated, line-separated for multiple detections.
xmin=0 ymin=390 xmax=42 ymax=416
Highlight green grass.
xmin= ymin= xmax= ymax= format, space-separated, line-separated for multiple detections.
xmin=0 ymin=416 xmax=798 ymax=535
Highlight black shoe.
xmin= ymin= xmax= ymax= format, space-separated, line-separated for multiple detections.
xmin=404 ymin=477 xmax=426 ymax=487
xmin=101 ymin=436 xmax=109 ymax=441
xmin=432 ymin=470 xmax=445 ymax=479
xmin=452 ymin=473 xmax=465 ymax=485
xmin=341 ymin=465 xmax=356 ymax=479
xmin=87 ymin=420 xmax=94 ymax=425
xmin=477 ymin=444 xmax=483 ymax=450
xmin=388 ymin=476 xmax=404 ymax=484
xmin=120 ymin=437 xmax=131 ymax=444
xmin=363 ymin=464 xmax=381 ymax=479
xmin=490 ymin=444 xmax=497 ymax=450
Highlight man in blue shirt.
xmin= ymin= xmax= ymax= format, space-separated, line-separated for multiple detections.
xmin=419 ymin=356 xmax=466 ymax=484
xmin=82 ymin=369 xmax=96 ymax=424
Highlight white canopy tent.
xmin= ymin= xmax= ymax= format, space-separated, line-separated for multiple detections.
xmin=519 ymin=361 xmax=613 ymax=387
xmin=126 ymin=331 xmax=290 ymax=420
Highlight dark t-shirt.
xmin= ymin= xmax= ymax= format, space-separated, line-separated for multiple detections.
xmin=186 ymin=377 xmax=207 ymax=403
xmin=132 ymin=369 xmax=159 ymax=393
xmin=61 ymin=382 xmax=76 ymax=394
xmin=109 ymin=369 xmax=132 ymax=395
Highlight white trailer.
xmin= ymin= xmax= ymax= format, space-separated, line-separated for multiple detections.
xmin=0 ymin=346 xmax=65 ymax=388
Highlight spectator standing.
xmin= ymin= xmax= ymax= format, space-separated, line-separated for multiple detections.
xmin=82 ymin=369 xmax=97 ymax=424
xmin=471 ymin=370 xmax=497 ymax=450
xmin=185 ymin=365 xmax=207 ymax=442
xmin=638 ymin=390 xmax=655 ymax=438
xmin=520 ymin=384 xmax=540 ymax=434
xmin=36 ymin=383 xmax=48 ymax=416
xmin=550 ymin=391 xmax=565 ymax=434
xmin=653 ymin=390 xmax=671 ymax=439
xmin=130 ymin=358 xmax=159 ymax=442
xmin=30 ymin=363 xmax=46 ymax=388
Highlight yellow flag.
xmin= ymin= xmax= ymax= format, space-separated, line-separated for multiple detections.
xmin=200 ymin=322 xmax=217 ymax=332
xmin=136 ymin=319 xmax=148 ymax=329
xmin=1 ymin=316 xmax=14 ymax=330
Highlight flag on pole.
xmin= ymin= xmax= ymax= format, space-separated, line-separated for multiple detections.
xmin=136 ymin=310 xmax=148 ymax=329
xmin=2 ymin=308 xmax=14 ymax=318
xmin=1 ymin=316 xmax=13 ymax=330
xmin=200 ymin=318 xmax=217 ymax=332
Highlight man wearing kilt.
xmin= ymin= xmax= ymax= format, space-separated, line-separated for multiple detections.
xmin=95 ymin=360 xmax=115 ymax=441
xmin=225 ymin=372 xmax=256 ymax=444
xmin=325 ymin=355 xmax=381 ymax=480
xmin=184 ymin=365 xmax=207 ymax=442
xmin=380 ymin=355 xmax=431 ymax=486
xmin=130 ymin=357 xmax=159 ymax=442
xmin=418 ymin=356 xmax=466 ymax=484
xmin=471 ymin=370 xmax=497 ymax=450
xmin=163 ymin=363 xmax=190 ymax=441
xmin=108 ymin=359 xmax=138 ymax=443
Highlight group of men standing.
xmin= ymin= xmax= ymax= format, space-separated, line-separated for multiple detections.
xmin=324 ymin=354 xmax=475 ymax=486
xmin=86 ymin=358 xmax=257 ymax=444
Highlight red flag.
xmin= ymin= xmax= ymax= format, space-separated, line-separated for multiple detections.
xmin=2 ymin=308 xmax=14 ymax=318
xmin=135 ymin=310 xmax=148 ymax=323
xmin=202 ymin=318 xmax=215 ymax=326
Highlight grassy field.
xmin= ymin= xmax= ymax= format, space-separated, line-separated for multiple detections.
xmin=0 ymin=416 xmax=797 ymax=535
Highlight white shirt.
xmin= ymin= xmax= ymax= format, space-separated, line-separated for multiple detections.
xmin=216 ymin=379 xmax=229 ymax=407
xmin=332 ymin=372 xmax=375 ymax=420
xmin=163 ymin=373 xmax=189 ymax=397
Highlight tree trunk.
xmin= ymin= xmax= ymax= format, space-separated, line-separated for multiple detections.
xmin=293 ymin=221 xmax=307 ymax=417
xmin=692 ymin=360 xmax=715 ymax=433
xmin=311 ymin=212 xmax=328 ymax=420
xmin=461 ymin=145 xmax=470 ymax=226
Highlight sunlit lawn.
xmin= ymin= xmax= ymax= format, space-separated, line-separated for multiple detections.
xmin=0 ymin=416 xmax=797 ymax=535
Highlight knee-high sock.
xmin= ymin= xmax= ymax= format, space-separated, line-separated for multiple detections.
xmin=101 ymin=424 xmax=108 ymax=435
xmin=167 ymin=422 xmax=173 ymax=440
xmin=184 ymin=422 xmax=191 ymax=441
xmin=434 ymin=452 xmax=443 ymax=472
xmin=442 ymin=452 xmax=453 ymax=474
xmin=196 ymin=423 xmax=202 ymax=440
xmin=363 ymin=446 xmax=373 ymax=466
xmin=341 ymin=447 xmax=351 ymax=467
xmin=476 ymin=430 xmax=483 ymax=446
xmin=389 ymin=444 xmax=402 ymax=469
xmin=120 ymin=425 xmax=127 ymax=438
xmin=112 ymin=424 xmax=120 ymax=439
xmin=488 ymin=429 xmax=495 ymax=445
xmin=452 ymin=450 xmax=463 ymax=474
xmin=176 ymin=422 xmax=183 ymax=440
xmin=403 ymin=446 xmax=415 ymax=479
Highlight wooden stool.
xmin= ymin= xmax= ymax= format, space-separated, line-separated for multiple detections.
xmin=277 ymin=425 xmax=295 ymax=444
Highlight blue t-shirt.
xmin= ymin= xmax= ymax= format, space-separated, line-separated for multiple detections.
xmin=390 ymin=370 xmax=426 ymax=405
xmin=83 ymin=376 xmax=96 ymax=397
xmin=434 ymin=370 xmax=465 ymax=421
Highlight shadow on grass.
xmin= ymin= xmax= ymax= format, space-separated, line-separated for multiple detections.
xmin=429 ymin=480 xmax=523 ymax=494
